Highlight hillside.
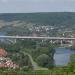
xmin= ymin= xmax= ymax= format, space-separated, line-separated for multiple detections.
xmin=0 ymin=12 xmax=75 ymax=25
xmin=0 ymin=12 xmax=75 ymax=36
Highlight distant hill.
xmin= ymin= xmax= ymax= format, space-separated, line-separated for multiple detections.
xmin=0 ymin=12 xmax=75 ymax=26
xmin=0 ymin=12 xmax=75 ymax=36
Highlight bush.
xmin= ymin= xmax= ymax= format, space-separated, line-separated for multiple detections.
xmin=36 ymin=54 xmax=49 ymax=67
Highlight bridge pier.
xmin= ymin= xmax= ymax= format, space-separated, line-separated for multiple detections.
xmin=50 ymin=40 xmax=53 ymax=43
xmin=70 ymin=40 xmax=73 ymax=45
xmin=14 ymin=39 xmax=17 ymax=43
xmin=60 ymin=40 xmax=63 ymax=46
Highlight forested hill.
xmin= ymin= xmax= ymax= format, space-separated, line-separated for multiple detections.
xmin=0 ymin=12 xmax=75 ymax=26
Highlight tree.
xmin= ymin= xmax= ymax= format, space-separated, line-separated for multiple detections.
xmin=36 ymin=54 xmax=54 ymax=68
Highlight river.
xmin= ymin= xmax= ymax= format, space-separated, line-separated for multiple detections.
xmin=54 ymin=48 xmax=75 ymax=66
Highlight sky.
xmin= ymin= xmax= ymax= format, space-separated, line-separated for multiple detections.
xmin=0 ymin=0 xmax=75 ymax=13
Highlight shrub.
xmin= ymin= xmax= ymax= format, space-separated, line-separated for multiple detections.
xmin=36 ymin=54 xmax=52 ymax=68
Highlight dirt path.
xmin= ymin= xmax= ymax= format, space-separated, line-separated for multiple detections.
xmin=25 ymin=53 xmax=48 ymax=70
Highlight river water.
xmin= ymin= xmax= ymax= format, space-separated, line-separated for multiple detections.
xmin=54 ymin=48 xmax=75 ymax=66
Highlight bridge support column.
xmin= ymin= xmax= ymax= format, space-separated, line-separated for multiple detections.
xmin=14 ymin=39 xmax=17 ymax=43
xmin=50 ymin=40 xmax=53 ymax=43
xmin=70 ymin=40 xmax=73 ymax=45
xmin=60 ymin=40 xmax=63 ymax=46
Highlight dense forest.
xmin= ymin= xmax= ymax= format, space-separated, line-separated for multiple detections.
xmin=0 ymin=12 xmax=75 ymax=26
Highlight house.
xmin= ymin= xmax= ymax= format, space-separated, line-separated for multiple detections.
xmin=0 ymin=48 xmax=19 ymax=69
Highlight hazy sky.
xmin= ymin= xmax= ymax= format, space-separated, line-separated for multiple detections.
xmin=0 ymin=0 xmax=75 ymax=13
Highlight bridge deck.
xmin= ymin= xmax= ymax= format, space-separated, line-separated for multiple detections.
xmin=0 ymin=36 xmax=75 ymax=40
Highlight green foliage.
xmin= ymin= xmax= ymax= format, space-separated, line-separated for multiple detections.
xmin=0 ymin=67 xmax=75 ymax=75
xmin=68 ymin=61 xmax=75 ymax=72
xmin=70 ymin=45 xmax=75 ymax=50
xmin=36 ymin=54 xmax=49 ymax=67
xmin=70 ymin=54 xmax=75 ymax=62
xmin=9 ymin=52 xmax=32 ymax=69
xmin=0 ymin=12 xmax=75 ymax=26
xmin=0 ymin=39 xmax=55 ymax=69
xmin=0 ymin=12 xmax=75 ymax=36
xmin=0 ymin=61 xmax=75 ymax=75
xmin=36 ymin=54 xmax=54 ymax=68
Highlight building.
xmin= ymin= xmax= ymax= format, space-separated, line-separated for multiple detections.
xmin=0 ymin=48 xmax=19 ymax=69
xmin=0 ymin=48 xmax=7 ymax=57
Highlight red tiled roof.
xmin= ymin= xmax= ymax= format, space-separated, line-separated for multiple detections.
xmin=0 ymin=48 xmax=19 ymax=69
xmin=0 ymin=48 xmax=7 ymax=57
